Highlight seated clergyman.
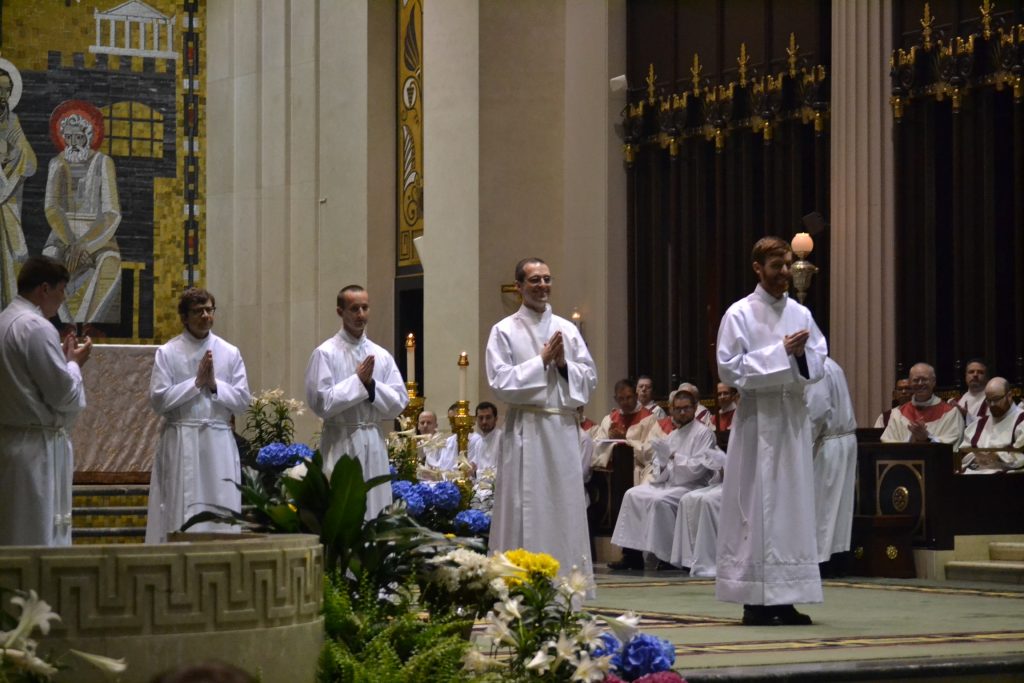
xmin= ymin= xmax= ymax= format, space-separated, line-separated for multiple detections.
xmin=958 ymin=377 xmax=1024 ymax=473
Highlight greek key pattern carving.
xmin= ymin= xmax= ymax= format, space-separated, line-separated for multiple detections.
xmin=0 ymin=536 xmax=323 ymax=637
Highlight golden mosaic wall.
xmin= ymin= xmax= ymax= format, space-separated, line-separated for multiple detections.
xmin=1 ymin=0 xmax=206 ymax=343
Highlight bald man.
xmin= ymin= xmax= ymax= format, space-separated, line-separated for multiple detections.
xmin=880 ymin=363 xmax=963 ymax=445
xmin=959 ymin=377 xmax=1024 ymax=473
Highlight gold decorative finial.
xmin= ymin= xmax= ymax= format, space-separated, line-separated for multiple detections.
xmin=737 ymin=43 xmax=749 ymax=87
xmin=980 ymin=0 xmax=993 ymax=39
xmin=646 ymin=63 xmax=657 ymax=104
xmin=405 ymin=333 xmax=416 ymax=349
xmin=786 ymin=33 xmax=799 ymax=78
xmin=690 ymin=53 xmax=702 ymax=96
xmin=921 ymin=3 xmax=934 ymax=50
xmin=458 ymin=351 xmax=469 ymax=367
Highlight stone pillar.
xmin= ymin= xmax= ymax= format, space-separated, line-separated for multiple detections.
xmin=207 ymin=0 xmax=393 ymax=441
xmin=829 ymin=0 xmax=895 ymax=425
xmin=421 ymin=0 xmax=480 ymax=411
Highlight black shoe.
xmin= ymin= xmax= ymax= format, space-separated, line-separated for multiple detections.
xmin=607 ymin=558 xmax=644 ymax=571
xmin=655 ymin=560 xmax=678 ymax=571
xmin=770 ymin=604 xmax=813 ymax=625
xmin=741 ymin=604 xmax=777 ymax=626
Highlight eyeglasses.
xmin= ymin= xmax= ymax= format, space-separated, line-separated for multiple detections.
xmin=189 ymin=306 xmax=216 ymax=315
xmin=985 ymin=394 xmax=1008 ymax=405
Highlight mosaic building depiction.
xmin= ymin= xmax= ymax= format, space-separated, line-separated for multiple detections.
xmin=0 ymin=0 xmax=205 ymax=341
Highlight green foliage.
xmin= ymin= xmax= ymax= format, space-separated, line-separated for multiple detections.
xmin=318 ymin=574 xmax=474 ymax=683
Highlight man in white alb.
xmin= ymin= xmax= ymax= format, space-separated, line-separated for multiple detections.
xmin=951 ymin=359 xmax=988 ymax=425
xmin=959 ymin=377 xmax=1024 ymax=473
xmin=0 ymin=256 xmax=90 ymax=546
xmin=609 ymin=389 xmax=718 ymax=571
xmin=306 ymin=285 xmax=408 ymax=519
xmin=716 ymin=236 xmax=827 ymax=626
xmin=486 ymin=257 xmax=598 ymax=586
xmin=147 ymin=288 xmax=251 ymax=543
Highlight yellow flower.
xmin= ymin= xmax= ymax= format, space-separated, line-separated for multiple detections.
xmin=503 ymin=548 xmax=560 ymax=588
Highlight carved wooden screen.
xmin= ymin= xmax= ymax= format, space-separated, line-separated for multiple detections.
xmin=891 ymin=0 xmax=1024 ymax=388
xmin=624 ymin=1 xmax=831 ymax=395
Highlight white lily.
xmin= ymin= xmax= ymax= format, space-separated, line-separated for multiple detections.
xmin=560 ymin=565 xmax=595 ymax=600
xmin=283 ymin=461 xmax=308 ymax=481
xmin=5 ymin=590 xmax=61 ymax=648
xmin=570 ymin=651 xmax=610 ymax=682
xmin=488 ymin=552 xmax=527 ymax=579
xmin=462 ymin=648 xmax=497 ymax=673
xmin=605 ymin=611 xmax=641 ymax=643
xmin=553 ymin=629 xmax=576 ymax=664
xmin=496 ymin=595 xmax=523 ymax=622
xmin=482 ymin=612 xmax=516 ymax=646
xmin=70 ymin=648 xmax=128 ymax=674
xmin=526 ymin=647 xmax=556 ymax=674
xmin=574 ymin=618 xmax=605 ymax=649
xmin=1 ymin=647 xmax=59 ymax=676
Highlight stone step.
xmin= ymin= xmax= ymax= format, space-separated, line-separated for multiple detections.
xmin=989 ymin=542 xmax=1024 ymax=562
xmin=945 ymin=560 xmax=1024 ymax=585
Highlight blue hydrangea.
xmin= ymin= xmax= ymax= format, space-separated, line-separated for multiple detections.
xmin=285 ymin=443 xmax=314 ymax=462
xmin=256 ymin=442 xmax=290 ymax=468
xmin=391 ymin=480 xmax=426 ymax=517
xmin=590 ymin=631 xmax=622 ymax=670
xmin=389 ymin=464 xmax=398 ymax=478
xmin=453 ymin=509 xmax=491 ymax=534
xmin=429 ymin=481 xmax=462 ymax=511
xmin=620 ymin=633 xmax=675 ymax=679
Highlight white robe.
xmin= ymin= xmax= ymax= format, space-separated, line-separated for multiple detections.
xmin=611 ymin=420 xmax=718 ymax=561
xmin=715 ymin=284 xmax=826 ymax=606
xmin=147 ymin=331 xmax=251 ymax=543
xmin=486 ymin=303 xmax=597 ymax=584
xmin=641 ymin=400 xmax=667 ymax=420
xmin=959 ymin=403 xmax=1024 ymax=472
xmin=472 ymin=427 xmax=503 ymax=473
xmin=880 ymin=396 xmax=964 ymax=445
xmin=806 ymin=358 xmax=858 ymax=561
xmin=0 ymin=296 xmax=85 ymax=546
xmin=306 ymin=328 xmax=408 ymax=520
xmin=670 ymin=484 xmax=723 ymax=576
xmin=957 ymin=390 xmax=988 ymax=425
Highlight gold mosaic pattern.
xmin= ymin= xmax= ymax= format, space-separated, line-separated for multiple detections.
xmin=2 ymin=1 xmax=206 ymax=344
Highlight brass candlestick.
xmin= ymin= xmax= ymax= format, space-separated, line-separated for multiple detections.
xmin=402 ymin=380 xmax=425 ymax=425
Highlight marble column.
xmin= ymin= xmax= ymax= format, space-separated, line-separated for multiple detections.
xmin=829 ymin=0 xmax=896 ymax=425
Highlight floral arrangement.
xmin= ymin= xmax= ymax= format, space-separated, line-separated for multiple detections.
xmin=244 ymin=388 xmax=305 ymax=452
xmin=0 ymin=588 xmax=126 ymax=680
xmin=255 ymin=441 xmax=314 ymax=469
xmin=450 ymin=548 xmax=682 ymax=682
xmin=418 ymin=548 xmax=521 ymax=620
xmin=390 ymin=478 xmax=477 ymax=534
xmin=386 ymin=416 xmax=420 ymax=482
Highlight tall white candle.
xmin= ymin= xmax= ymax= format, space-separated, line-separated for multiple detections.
xmin=458 ymin=351 xmax=468 ymax=402
xmin=405 ymin=333 xmax=416 ymax=381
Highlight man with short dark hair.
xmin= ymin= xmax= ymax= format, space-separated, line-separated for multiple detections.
xmin=147 ymin=287 xmax=251 ymax=543
xmin=953 ymin=359 xmax=989 ymax=425
xmin=472 ymin=401 xmax=502 ymax=473
xmin=486 ymin=257 xmax=597 ymax=588
xmin=306 ymin=285 xmax=408 ymax=519
xmin=0 ymin=255 xmax=90 ymax=545
xmin=592 ymin=378 xmax=652 ymax=474
xmin=873 ymin=378 xmax=912 ymax=428
xmin=716 ymin=236 xmax=827 ymax=626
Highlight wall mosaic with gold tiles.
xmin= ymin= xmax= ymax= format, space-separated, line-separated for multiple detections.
xmin=0 ymin=0 xmax=205 ymax=343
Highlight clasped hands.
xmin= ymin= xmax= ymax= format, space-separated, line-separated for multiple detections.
xmin=541 ymin=330 xmax=568 ymax=370
xmin=356 ymin=355 xmax=376 ymax=387
xmin=195 ymin=351 xmax=217 ymax=391
xmin=62 ymin=332 xmax=92 ymax=367
xmin=783 ymin=329 xmax=810 ymax=357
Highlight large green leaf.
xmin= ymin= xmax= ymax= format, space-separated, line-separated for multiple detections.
xmin=322 ymin=455 xmax=369 ymax=559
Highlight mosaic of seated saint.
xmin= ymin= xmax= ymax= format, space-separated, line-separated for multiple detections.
xmin=43 ymin=107 xmax=122 ymax=323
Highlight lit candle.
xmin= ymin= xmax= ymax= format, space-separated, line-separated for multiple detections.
xmin=405 ymin=333 xmax=416 ymax=382
xmin=791 ymin=232 xmax=814 ymax=258
xmin=458 ymin=351 xmax=469 ymax=402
